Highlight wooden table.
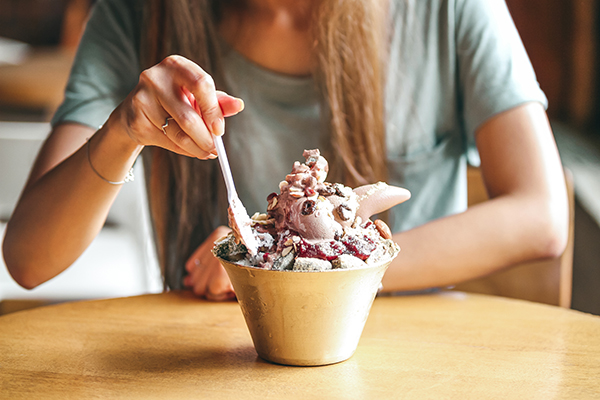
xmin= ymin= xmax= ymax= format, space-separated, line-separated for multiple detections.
xmin=1 ymin=291 xmax=599 ymax=399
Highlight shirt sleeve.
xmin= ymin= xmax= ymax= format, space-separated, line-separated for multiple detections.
xmin=51 ymin=0 xmax=141 ymax=130
xmin=455 ymin=0 xmax=547 ymax=139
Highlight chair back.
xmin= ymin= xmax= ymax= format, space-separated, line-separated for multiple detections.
xmin=452 ymin=167 xmax=574 ymax=308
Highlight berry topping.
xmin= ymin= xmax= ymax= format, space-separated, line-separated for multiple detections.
xmin=340 ymin=234 xmax=377 ymax=261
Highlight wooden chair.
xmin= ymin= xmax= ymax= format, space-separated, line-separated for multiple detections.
xmin=451 ymin=167 xmax=575 ymax=308
xmin=0 ymin=0 xmax=90 ymax=115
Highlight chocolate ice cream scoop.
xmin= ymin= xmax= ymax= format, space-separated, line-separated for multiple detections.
xmin=268 ymin=150 xmax=410 ymax=243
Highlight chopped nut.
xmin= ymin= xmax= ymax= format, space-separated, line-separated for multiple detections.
xmin=254 ymin=218 xmax=275 ymax=225
xmin=282 ymin=246 xmax=293 ymax=256
xmin=305 ymin=187 xmax=316 ymax=197
xmin=266 ymin=192 xmax=278 ymax=201
xmin=267 ymin=196 xmax=278 ymax=211
xmin=352 ymin=216 xmax=362 ymax=228
xmin=252 ymin=213 xmax=268 ymax=221
xmin=374 ymin=219 xmax=392 ymax=239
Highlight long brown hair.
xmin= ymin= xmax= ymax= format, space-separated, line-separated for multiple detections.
xmin=141 ymin=0 xmax=389 ymax=289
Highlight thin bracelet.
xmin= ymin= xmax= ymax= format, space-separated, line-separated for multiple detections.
xmin=86 ymin=138 xmax=134 ymax=185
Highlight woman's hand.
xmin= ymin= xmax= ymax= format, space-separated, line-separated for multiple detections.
xmin=110 ymin=55 xmax=244 ymax=159
xmin=184 ymin=226 xmax=236 ymax=301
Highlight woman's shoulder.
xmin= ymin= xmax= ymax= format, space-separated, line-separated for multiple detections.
xmin=94 ymin=0 xmax=142 ymax=12
xmin=88 ymin=0 xmax=143 ymax=31
xmin=50 ymin=0 xmax=143 ymax=129
xmin=83 ymin=0 xmax=144 ymax=54
xmin=389 ymin=0 xmax=503 ymax=23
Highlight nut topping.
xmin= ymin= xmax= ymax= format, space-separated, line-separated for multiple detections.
xmin=374 ymin=219 xmax=392 ymax=239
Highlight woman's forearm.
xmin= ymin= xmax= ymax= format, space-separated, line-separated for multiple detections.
xmin=3 ymin=121 xmax=143 ymax=289
xmin=382 ymin=191 xmax=568 ymax=292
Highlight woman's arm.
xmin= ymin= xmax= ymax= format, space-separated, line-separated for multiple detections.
xmin=3 ymin=121 xmax=140 ymax=289
xmin=381 ymin=102 xmax=568 ymax=292
xmin=2 ymin=56 xmax=244 ymax=289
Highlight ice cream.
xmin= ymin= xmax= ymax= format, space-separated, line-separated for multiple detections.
xmin=213 ymin=149 xmax=410 ymax=271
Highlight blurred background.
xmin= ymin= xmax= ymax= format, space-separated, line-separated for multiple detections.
xmin=0 ymin=0 xmax=599 ymax=314
xmin=0 ymin=0 xmax=163 ymax=315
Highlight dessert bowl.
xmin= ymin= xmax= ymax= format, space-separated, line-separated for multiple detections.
xmin=217 ymin=253 xmax=397 ymax=366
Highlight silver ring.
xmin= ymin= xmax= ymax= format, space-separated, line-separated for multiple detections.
xmin=161 ymin=117 xmax=173 ymax=135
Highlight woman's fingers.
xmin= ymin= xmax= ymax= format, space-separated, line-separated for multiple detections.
xmin=169 ymin=56 xmax=224 ymax=137
xmin=188 ymin=89 xmax=243 ymax=118
xmin=206 ymin=264 xmax=234 ymax=299
xmin=127 ymin=86 xmax=208 ymax=158
xmin=205 ymin=290 xmax=236 ymax=302
xmin=154 ymin=85 xmax=216 ymax=153
xmin=161 ymin=117 xmax=216 ymax=159
xmin=216 ymin=91 xmax=245 ymax=117
xmin=157 ymin=56 xmax=222 ymax=151
xmin=183 ymin=225 xmax=235 ymax=301
xmin=126 ymin=55 xmax=245 ymax=159
xmin=184 ymin=259 xmax=234 ymax=300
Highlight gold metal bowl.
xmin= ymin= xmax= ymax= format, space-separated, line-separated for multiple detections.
xmin=218 ymin=256 xmax=396 ymax=366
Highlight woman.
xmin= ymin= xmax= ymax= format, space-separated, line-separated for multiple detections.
xmin=3 ymin=0 xmax=568 ymax=301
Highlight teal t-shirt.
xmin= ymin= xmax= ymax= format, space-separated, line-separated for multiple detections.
xmin=52 ymin=0 xmax=547 ymax=234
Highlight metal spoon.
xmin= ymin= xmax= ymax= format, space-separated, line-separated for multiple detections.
xmin=213 ymin=134 xmax=259 ymax=255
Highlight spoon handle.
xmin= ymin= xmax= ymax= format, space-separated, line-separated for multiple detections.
xmin=213 ymin=135 xmax=236 ymax=203
xmin=213 ymin=134 xmax=258 ymax=254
